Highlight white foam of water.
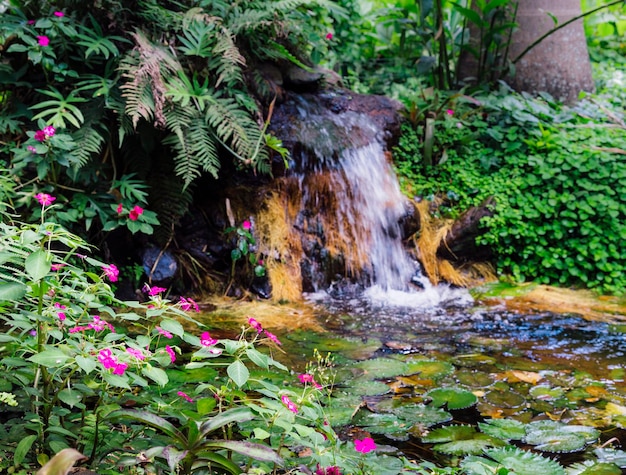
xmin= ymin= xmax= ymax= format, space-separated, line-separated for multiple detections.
xmin=363 ymin=283 xmax=474 ymax=308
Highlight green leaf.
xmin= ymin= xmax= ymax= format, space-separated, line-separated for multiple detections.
xmin=524 ymin=421 xmax=599 ymax=453
xmin=227 ymin=360 xmax=249 ymax=387
xmin=352 ymin=357 xmax=409 ymax=379
xmin=199 ymin=407 xmax=255 ymax=437
xmin=485 ymin=447 xmax=565 ymax=475
xmin=25 ymin=249 xmax=51 ymax=281
xmin=58 ymin=388 xmax=83 ymax=408
xmin=75 ymin=355 xmax=98 ymax=374
xmin=13 ymin=434 xmax=38 ymax=466
xmin=159 ymin=318 xmax=184 ymax=337
xmin=426 ymin=387 xmax=478 ymax=410
xmin=423 ymin=425 xmax=505 ymax=455
xmin=203 ymin=440 xmax=283 ymax=465
xmin=28 ymin=348 xmax=70 ymax=368
xmin=245 ymin=348 xmax=269 ymax=368
xmin=565 ymin=461 xmax=622 ymax=475
xmin=0 ymin=282 xmax=28 ymax=301
xmin=142 ymin=365 xmax=169 ymax=387
xmin=111 ymin=409 xmax=185 ymax=442
xmin=478 ymin=419 xmax=526 ymax=441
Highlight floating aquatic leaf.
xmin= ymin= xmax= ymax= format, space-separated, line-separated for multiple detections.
xmin=341 ymin=377 xmax=389 ymax=396
xmin=460 ymin=455 xmax=501 ymax=475
xmin=422 ymin=425 xmax=504 ymax=455
xmin=405 ymin=359 xmax=455 ymax=380
xmin=594 ymin=448 xmax=626 ymax=468
xmin=351 ymin=357 xmax=409 ymax=379
xmin=565 ymin=460 xmax=622 ymax=475
xmin=529 ymin=385 xmax=565 ymax=401
xmin=373 ymin=399 xmax=452 ymax=427
xmin=478 ymin=418 xmax=526 ymax=441
xmin=524 ymin=420 xmax=599 ymax=453
xmin=485 ymin=389 xmax=525 ymax=408
xmin=426 ymin=387 xmax=477 ymax=410
xmin=484 ymin=446 xmax=565 ymax=475
xmin=456 ymin=370 xmax=494 ymax=388
xmin=353 ymin=410 xmax=411 ymax=439
xmin=325 ymin=394 xmax=362 ymax=426
xmin=508 ymin=370 xmax=543 ymax=384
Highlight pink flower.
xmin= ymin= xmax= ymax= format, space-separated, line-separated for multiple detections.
xmin=316 ymin=465 xmax=341 ymax=475
xmin=27 ymin=20 xmax=35 ymax=25
xmin=35 ymin=193 xmax=56 ymax=206
xmin=200 ymin=331 xmax=217 ymax=347
xmin=27 ymin=145 xmax=37 ymax=153
xmin=325 ymin=33 xmax=333 ymax=40
xmin=298 ymin=373 xmax=322 ymax=388
xmin=88 ymin=315 xmax=113 ymax=332
xmin=33 ymin=130 xmax=46 ymax=142
xmin=51 ymin=263 xmax=66 ymax=271
xmin=146 ymin=285 xmax=167 ymax=296
xmin=37 ymin=36 xmax=50 ymax=46
xmin=178 ymin=391 xmax=193 ymax=403
xmin=248 ymin=317 xmax=263 ymax=333
xmin=241 ymin=220 xmax=251 ymax=230
xmin=354 ymin=437 xmax=376 ymax=454
xmin=98 ymin=348 xmax=117 ymax=370
xmin=102 ymin=263 xmax=119 ymax=282
xmin=156 ymin=327 xmax=173 ymax=339
xmin=54 ymin=11 xmax=64 ymax=17
xmin=116 ymin=203 xmax=123 ymax=214
xmin=128 ymin=205 xmax=144 ymax=221
xmin=69 ymin=325 xmax=87 ymax=333
xmin=126 ymin=347 xmax=145 ymax=360
xmin=165 ymin=345 xmax=176 ymax=363
xmin=113 ymin=361 xmax=128 ymax=375
xmin=57 ymin=312 xmax=66 ymax=321
xmin=43 ymin=125 xmax=55 ymax=138
xmin=446 ymin=109 xmax=454 ymax=116
xmin=264 ymin=330 xmax=281 ymax=346
xmin=179 ymin=297 xmax=199 ymax=312
xmin=281 ymin=395 xmax=298 ymax=414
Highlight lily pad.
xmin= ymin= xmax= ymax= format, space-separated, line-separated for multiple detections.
xmin=484 ymin=389 xmax=526 ymax=408
xmin=565 ymin=461 xmax=622 ymax=475
xmin=351 ymin=358 xmax=409 ymax=379
xmin=352 ymin=410 xmax=412 ymax=439
xmin=405 ymin=359 xmax=455 ymax=380
xmin=595 ymin=448 xmax=626 ymax=468
xmin=460 ymin=455 xmax=501 ymax=475
xmin=478 ymin=418 xmax=526 ymax=441
xmin=426 ymin=387 xmax=477 ymax=410
xmin=482 ymin=447 xmax=564 ymax=475
xmin=456 ymin=370 xmax=494 ymax=388
xmin=524 ymin=420 xmax=599 ymax=453
xmin=341 ymin=377 xmax=390 ymax=396
xmin=325 ymin=394 xmax=362 ymax=427
xmin=422 ymin=425 xmax=505 ymax=455
xmin=529 ymin=385 xmax=565 ymax=401
xmin=373 ymin=399 xmax=452 ymax=427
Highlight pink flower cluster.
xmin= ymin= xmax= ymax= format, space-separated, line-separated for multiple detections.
xmin=102 ymin=263 xmax=119 ymax=282
xmin=354 ymin=437 xmax=376 ymax=454
xmin=34 ymin=125 xmax=55 ymax=142
xmin=165 ymin=345 xmax=176 ymax=363
xmin=179 ymin=297 xmax=199 ymax=312
xmin=98 ymin=348 xmax=128 ymax=375
xmin=298 ymin=373 xmax=322 ymax=389
xmin=248 ymin=317 xmax=282 ymax=345
xmin=54 ymin=302 xmax=66 ymax=321
xmin=281 ymin=395 xmax=298 ymax=414
xmin=315 ymin=465 xmax=341 ymax=475
xmin=69 ymin=315 xmax=114 ymax=334
xmin=116 ymin=204 xmax=144 ymax=221
xmin=143 ymin=284 xmax=166 ymax=296
xmin=178 ymin=391 xmax=193 ymax=403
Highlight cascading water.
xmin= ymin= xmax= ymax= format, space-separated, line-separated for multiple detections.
xmin=270 ymin=92 xmax=471 ymax=307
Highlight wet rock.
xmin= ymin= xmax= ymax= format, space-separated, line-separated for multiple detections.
xmin=142 ymin=247 xmax=178 ymax=282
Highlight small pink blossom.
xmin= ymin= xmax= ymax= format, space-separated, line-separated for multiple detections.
xmin=126 ymin=347 xmax=145 ymax=360
xmin=43 ymin=125 xmax=55 ymax=138
xmin=37 ymin=36 xmax=50 ymax=47
xmin=27 ymin=20 xmax=35 ymax=25
xmin=446 ymin=109 xmax=454 ymax=116
xmin=69 ymin=325 xmax=87 ymax=333
xmin=88 ymin=315 xmax=113 ymax=332
xmin=98 ymin=348 xmax=117 ymax=369
xmin=29 ymin=329 xmax=37 ymax=336
xmin=298 ymin=373 xmax=322 ymax=388
xmin=54 ymin=11 xmax=64 ymax=17
xmin=27 ymin=145 xmax=37 ymax=153
xmin=264 ymin=330 xmax=281 ymax=346
xmin=200 ymin=331 xmax=217 ymax=347
xmin=102 ymin=263 xmax=119 ymax=282
xmin=144 ymin=284 xmax=166 ymax=296
xmin=316 ymin=465 xmax=341 ymax=475
xmin=156 ymin=327 xmax=173 ymax=339
xmin=354 ymin=437 xmax=376 ymax=454
xmin=116 ymin=203 xmax=123 ymax=214
xmin=179 ymin=297 xmax=199 ymax=312
xmin=241 ymin=220 xmax=251 ymax=230
xmin=35 ymin=193 xmax=56 ymax=206
xmin=33 ymin=130 xmax=46 ymax=142
xmin=128 ymin=205 xmax=144 ymax=221
xmin=281 ymin=395 xmax=298 ymax=414
xmin=113 ymin=361 xmax=128 ymax=375
xmin=51 ymin=263 xmax=66 ymax=271
xmin=165 ymin=345 xmax=176 ymax=363
xmin=325 ymin=33 xmax=333 ymax=40
xmin=248 ymin=317 xmax=263 ymax=333
xmin=178 ymin=391 xmax=194 ymax=403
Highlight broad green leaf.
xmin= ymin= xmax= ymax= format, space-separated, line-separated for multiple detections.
xmin=246 ymin=348 xmax=269 ymax=368
xmin=14 ymin=435 xmax=38 ymax=466
xmin=199 ymin=407 xmax=254 ymax=437
xmin=58 ymin=388 xmax=83 ymax=408
xmin=75 ymin=355 xmax=98 ymax=374
xmin=142 ymin=365 xmax=169 ymax=386
xmin=352 ymin=357 xmax=409 ymax=379
xmin=405 ymin=359 xmax=454 ymax=380
xmin=427 ymin=387 xmax=478 ymax=410
xmin=565 ymin=461 xmax=622 ymax=475
xmin=0 ymin=282 xmax=28 ymax=301
xmin=485 ymin=447 xmax=565 ymax=475
xmin=524 ymin=421 xmax=599 ymax=453
xmin=203 ymin=440 xmax=283 ymax=465
xmin=103 ymin=372 xmax=131 ymax=389
xmin=158 ymin=318 xmax=184 ymax=337
xmin=461 ymin=455 xmax=501 ymax=475
xmin=110 ymin=409 xmax=185 ymax=442
xmin=227 ymin=360 xmax=249 ymax=387
xmin=25 ymin=249 xmax=51 ymax=281
xmin=478 ymin=419 xmax=526 ymax=441
xmin=342 ymin=377 xmax=389 ymax=397
xmin=28 ymin=348 xmax=70 ymax=368
xmin=374 ymin=400 xmax=452 ymax=427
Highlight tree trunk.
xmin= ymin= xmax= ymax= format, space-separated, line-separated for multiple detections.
xmin=508 ymin=0 xmax=595 ymax=103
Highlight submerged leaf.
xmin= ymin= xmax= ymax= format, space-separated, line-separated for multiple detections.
xmin=373 ymin=399 xmax=452 ymax=427
xmin=422 ymin=425 xmax=504 ymax=455
xmin=405 ymin=359 xmax=455 ymax=380
xmin=351 ymin=357 xmax=409 ymax=379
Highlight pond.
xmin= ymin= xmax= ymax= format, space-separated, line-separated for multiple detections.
xmin=203 ymin=284 xmax=626 ymax=472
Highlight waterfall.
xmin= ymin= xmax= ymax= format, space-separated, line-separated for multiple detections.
xmin=276 ymin=93 xmax=420 ymax=292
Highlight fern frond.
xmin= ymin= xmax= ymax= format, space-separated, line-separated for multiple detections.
xmin=187 ymin=118 xmax=220 ymax=177
xmin=210 ymin=25 xmax=246 ymax=88
xmin=205 ymin=93 xmax=258 ymax=158
xmin=119 ymin=31 xmax=181 ymax=129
